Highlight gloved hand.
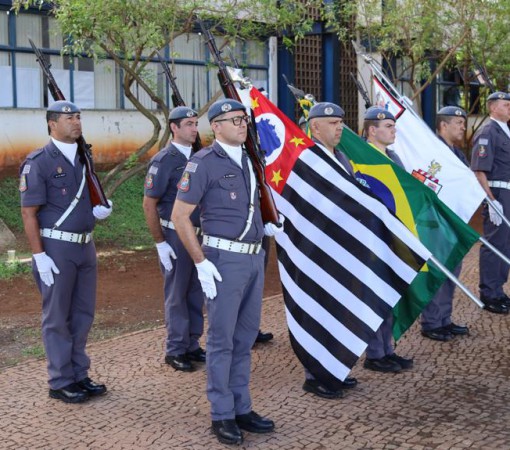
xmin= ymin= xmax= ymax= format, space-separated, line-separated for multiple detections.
xmin=195 ymin=259 xmax=222 ymax=300
xmin=489 ymin=199 xmax=504 ymax=226
xmin=264 ymin=214 xmax=285 ymax=236
xmin=156 ymin=241 xmax=177 ymax=271
xmin=33 ymin=252 xmax=60 ymax=287
xmin=93 ymin=199 xmax=113 ymax=220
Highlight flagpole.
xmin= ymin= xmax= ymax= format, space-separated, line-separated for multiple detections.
xmin=479 ymin=236 xmax=510 ymax=266
xmin=428 ymin=255 xmax=484 ymax=308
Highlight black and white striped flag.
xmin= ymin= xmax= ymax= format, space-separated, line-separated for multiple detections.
xmin=248 ymin=87 xmax=431 ymax=390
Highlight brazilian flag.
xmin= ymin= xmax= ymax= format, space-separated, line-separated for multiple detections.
xmin=339 ymin=128 xmax=479 ymax=340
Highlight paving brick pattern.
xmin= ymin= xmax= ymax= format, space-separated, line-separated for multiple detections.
xmin=2 ymin=244 xmax=510 ymax=449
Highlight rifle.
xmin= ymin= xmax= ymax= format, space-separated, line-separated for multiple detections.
xmin=156 ymin=51 xmax=202 ymax=153
xmin=349 ymin=72 xmax=372 ymax=110
xmin=197 ymin=20 xmax=279 ymax=224
xmin=29 ymin=38 xmax=109 ymax=207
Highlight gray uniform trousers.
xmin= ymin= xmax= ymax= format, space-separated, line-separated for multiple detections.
xmin=34 ymin=238 xmax=97 ymax=390
xmin=162 ymin=228 xmax=204 ymax=356
xmin=203 ymin=246 xmax=264 ymax=420
xmin=421 ymin=263 xmax=462 ymax=330
xmin=480 ymin=189 xmax=510 ymax=299
xmin=365 ymin=314 xmax=394 ymax=359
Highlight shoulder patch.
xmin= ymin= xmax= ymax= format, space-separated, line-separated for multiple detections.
xmin=479 ymin=138 xmax=489 ymax=146
xmin=22 ymin=164 xmax=31 ymax=175
xmin=19 ymin=175 xmax=27 ymax=192
xmin=185 ymin=161 xmax=198 ymax=173
xmin=145 ymin=174 xmax=154 ymax=189
xmin=177 ymin=171 xmax=191 ymax=192
xmin=148 ymin=165 xmax=158 ymax=175
xmin=477 ymin=145 xmax=487 ymax=158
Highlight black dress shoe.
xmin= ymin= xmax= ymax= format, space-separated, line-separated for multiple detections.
xmin=498 ymin=294 xmax=510 ymax=306
xmin=386 ymin=353 xmax=413 ymax=370
xmin=211 ymin=419 xmax=243 ymax=445
xmin=165 ymin=354 xmax=193 ymax=372
xmin=76 ymin=377 xmax=107 ymax=396
xmin=421 ymin=327 xmax=454 ymax=341
xmin=364 ymin=357 xmax=401 ymax=373
xmin=444 ymin=322 xmax=469 ymax=336
xmin=49 ymin=383 xmax=89 ymax=404
xmin=481 ymin=297 xmax=509 ymax=315
xmin=185 ymin=347 xmax=206 ymax=362
xmin=302 ymin=379 xmax=344 ymax=399
xmin=235 ymin=411 xmax=275 ymax=433
xmin=341 ymin=376 xmax=358 ymax=389
xmin=255 ymin=330 xmax=274 ymax=343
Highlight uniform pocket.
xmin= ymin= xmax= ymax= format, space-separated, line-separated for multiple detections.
xmin=218 ymin=177 xmax=242 ymax=206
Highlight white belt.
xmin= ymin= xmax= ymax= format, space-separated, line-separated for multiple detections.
xmin=203 ymin=235 xmax=262 ymax=255
xmin=40 ymin=228 xmax=93 ymax=244
xmin=160 ymin=218 xmax=200 ymax=235
xmin=488 ymin=181 xmax=510 ymax=190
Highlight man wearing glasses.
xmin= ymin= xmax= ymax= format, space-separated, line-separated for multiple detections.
xmin=172 ymin=99 xmax=282 ymax=445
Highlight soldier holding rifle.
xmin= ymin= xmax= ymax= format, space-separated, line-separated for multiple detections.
xmin=20 ymin=101 xmax=112 ymax=403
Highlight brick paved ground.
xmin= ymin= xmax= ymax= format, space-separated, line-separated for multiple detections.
xmin=2 ymin=244 xmax=510 ymax=449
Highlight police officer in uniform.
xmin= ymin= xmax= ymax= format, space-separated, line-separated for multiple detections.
xmin=301 ymin=102 xmax=358 ymax=399
xmin=471 ymin=91 xmax=510 ymax=314
xmin=143 ymin=106 xmax=205 ymax=372
xmin=421 ymin=106 xmax=470 ymax=340
xmin=20 ymin=101 xmax=112 ymax=403
xmin=361 ymin=107 xmax=414 ymax=373
xmin=171 ymin=99 xmax=283 ymax=445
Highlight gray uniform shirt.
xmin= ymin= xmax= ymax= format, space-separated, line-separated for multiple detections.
xmin=20 ymin=141 xmax=95 ymax=232
xmin=144 ymin=143 xmax=200 ymax=226
xmin=176 ymin=141 xmax=263 ymax=242
xmin=471 ymin=119 xmax=510 ymax=179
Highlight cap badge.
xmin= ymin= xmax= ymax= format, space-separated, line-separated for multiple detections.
xmin=498 ymin=93 xmax=505 ymax=99
xmin=221 ymin=103 xmax=232 ymax=112
xmin=186 ymin=111 xmax=195 ymax=117
xmin=324 ymin=106 xmax=334 ymax=115
xmin=455 ymin=110 xmax=462 ymax=116
xmin=62 ymin=106 xmax=71 ymax=112
xmin=377 ymin=112 xmax=386 ymax=120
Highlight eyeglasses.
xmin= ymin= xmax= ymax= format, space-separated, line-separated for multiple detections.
xmin=214 ymin=115 xmax=251 ymax=126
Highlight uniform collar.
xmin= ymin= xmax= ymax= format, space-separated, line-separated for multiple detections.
xmin=50 ymin=137 xmax=77 ymax=166
xmin=171 ymin=141 xmax=192 ymax=159
xmin=490 ymin=118 xmax=510 ymax=139
xmin=215 ymin=140 xmax=243 ymax=167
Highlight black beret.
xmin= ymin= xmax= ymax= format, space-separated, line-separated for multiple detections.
xmin=308 ymin=102 xmax=345 ymax=119
xmin=208 ymin=99 xmax=246 ymax=122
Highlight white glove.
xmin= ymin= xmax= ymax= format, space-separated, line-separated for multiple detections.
xmin=488 ymin=200 xmax=503 ymax=226
xmin=156 ymin=241 xmax=177 ymax=271
xmin=33 ymin=252 xmax=60 ymax=287
xmin=93 ymin=199 xmax=113 ymax=220
xmin=264 ymin=214 xmax=285 ymax=236
xmin=195 ymin=259 xmax=222 ymax=300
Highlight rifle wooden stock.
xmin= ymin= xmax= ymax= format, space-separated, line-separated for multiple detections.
xmin=157 ymin=51 xmax=203 ymax=153
xmin=198 ymin=21 xmax=279 ymax=224
xmin=29 ymin=38 xmax=109 ymax=207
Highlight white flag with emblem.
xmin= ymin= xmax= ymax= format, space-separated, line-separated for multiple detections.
xmin=372 ymin=75 xmax=486 ymax=222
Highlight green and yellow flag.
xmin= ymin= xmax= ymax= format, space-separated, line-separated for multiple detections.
xmin=339 ymin=128 xmax=479 ymax=340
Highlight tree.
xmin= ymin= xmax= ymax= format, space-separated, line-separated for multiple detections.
xmin=14 ymin=0 xmax=320 ymax=194
xmin=324 ymin=0 xmax=510 ymax=125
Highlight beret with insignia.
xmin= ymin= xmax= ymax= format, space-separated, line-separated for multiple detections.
xmin=169 ymin=106 xmax=198 ymax=121
xmin=487 ymin=91 xmax=510 ymax=102
xmin=437 ymin=106 xmax=467 ymax=118
xmin=308 ymin=102 xmax=345 ymax=120
xmin=47 ymin=100 xmax=80 ymax=114
xmin=208 ymin=99 xmax=246 ymax=122
xmin=364 ymin=106 xmax=395 ymax=121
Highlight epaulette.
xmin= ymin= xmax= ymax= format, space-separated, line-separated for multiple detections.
xmin=193 ymin=146 xmax=216 ymax=160
xmin=152 ymin=148 xmax=173 ymax=163
xmin=25 ymin=148 xmax=45 ymax=160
